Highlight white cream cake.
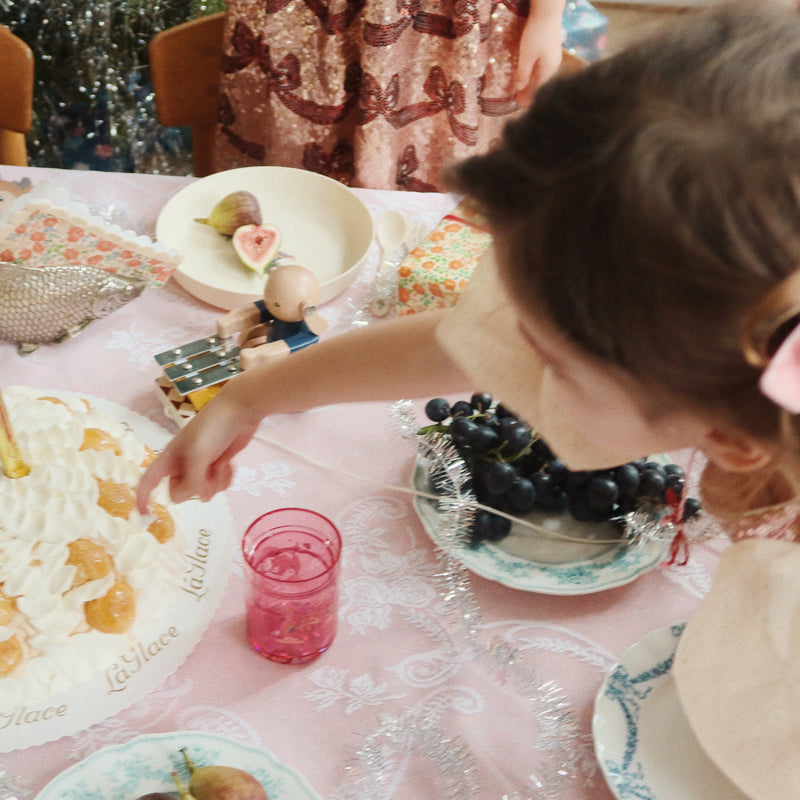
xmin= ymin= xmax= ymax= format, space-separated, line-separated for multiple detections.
xmin=0 ymin=387 xmax=185 ymax=707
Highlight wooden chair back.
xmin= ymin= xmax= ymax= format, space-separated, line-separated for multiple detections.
xmin=149 ymin=12 xmax=226 ymax=177
xmin=0 ymin=25 xmax=33 ymax=166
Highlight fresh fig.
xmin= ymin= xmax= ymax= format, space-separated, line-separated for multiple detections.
xmin=181 ymin=748 xmax=268 ymax=800
xmin=194 ymin=191 xmax=262 ymax=237
xmin=134 ymin=793 xmax=180 ymax=800
xmin=232 ymin=224 xmax=281 ymax=275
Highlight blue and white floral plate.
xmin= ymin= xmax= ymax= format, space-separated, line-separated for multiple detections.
xmin=592 ymin=624 xmax=748 ymax=800
xmin=35 ymin=731 xmax=321 ymax=800
xmin=413 ymin=461 xmax=668 ymax=594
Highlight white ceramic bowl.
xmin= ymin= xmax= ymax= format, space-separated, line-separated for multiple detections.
xmin=156 ymin=166 xmax=374 ymax=310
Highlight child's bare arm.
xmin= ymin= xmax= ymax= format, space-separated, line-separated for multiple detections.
xmin=137 ymin=309 xmax=473 ymax=509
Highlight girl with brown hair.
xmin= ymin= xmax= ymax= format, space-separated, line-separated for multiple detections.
xmin=139 ymin=0 xmax=800 ymax=540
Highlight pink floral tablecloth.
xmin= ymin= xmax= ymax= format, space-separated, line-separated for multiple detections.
xmin=0 ymin=166 xmax=727 ymax=800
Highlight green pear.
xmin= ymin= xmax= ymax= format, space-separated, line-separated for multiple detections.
xmin=181 ymin=748 xmax=269 ymax=800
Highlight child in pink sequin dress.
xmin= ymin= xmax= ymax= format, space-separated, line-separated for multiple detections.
xmin=211 ymin=0 xmax=566 ymax=190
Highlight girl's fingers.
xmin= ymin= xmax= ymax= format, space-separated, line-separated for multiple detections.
xmin=136 ymin=452 xmax=177 ymax=513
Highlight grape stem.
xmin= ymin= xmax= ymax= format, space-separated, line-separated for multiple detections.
xmin=180 ymin=748 xmax=197 ymax=774
xmin=416 ymin=421 xmax=535 ymax=463
xmin=417 ymin=423 xmax=449 ymax=436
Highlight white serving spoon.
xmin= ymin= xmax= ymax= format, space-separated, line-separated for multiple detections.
xmin=370 ymin=210 xmax=407 ymax=316
xmin=377 ymin=210 xmax=406 ymax=268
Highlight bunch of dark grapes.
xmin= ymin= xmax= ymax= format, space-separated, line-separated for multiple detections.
xmin=421 ymin=394 xmax=701 ymax=547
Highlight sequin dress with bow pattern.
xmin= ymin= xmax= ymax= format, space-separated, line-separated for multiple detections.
xmin=211 ymin=0 xmax=531 ymax=190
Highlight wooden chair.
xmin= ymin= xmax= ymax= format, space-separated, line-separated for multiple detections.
xmin=149 ymin=12 xmax=226 ymax=177
xmin=0 ymin=25 xmax=33 ymax=167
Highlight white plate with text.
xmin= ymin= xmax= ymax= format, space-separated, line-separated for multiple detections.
xmin=0 ymin=391 xmax=234 ymax=752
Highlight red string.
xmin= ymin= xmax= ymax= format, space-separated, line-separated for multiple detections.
xmin=661 ymin=449 xmax=700 ymax=568
xmin=663 ymin=487 xmax=690 ymax=567
xmin=666 ymin=529 xmax=690 ymax=567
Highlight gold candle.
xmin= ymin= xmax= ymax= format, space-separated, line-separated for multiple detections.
xmin=0 ymin=390 xmax=30 ymax=478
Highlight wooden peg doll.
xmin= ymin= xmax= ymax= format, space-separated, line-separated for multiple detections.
xmin=217 ymin=264 xmax=328 ymax=370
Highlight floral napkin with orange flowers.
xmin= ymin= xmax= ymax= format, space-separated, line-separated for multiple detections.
xmin=396 ymin=199 xmax=492 ymax=315
xmin=0 ymin=180 xmax=183 ymax=287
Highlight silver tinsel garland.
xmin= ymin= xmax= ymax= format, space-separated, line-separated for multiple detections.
xmin=337 ymin=402 xmax=732 ymax=799
xmin=0 ymin=0 xmax=224 ymax=173
xmin=341 ymin=402 xmax=588 ymax=800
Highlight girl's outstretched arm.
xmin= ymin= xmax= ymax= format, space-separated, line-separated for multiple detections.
xmin=136 ymin=309 xmax=473 ymax=510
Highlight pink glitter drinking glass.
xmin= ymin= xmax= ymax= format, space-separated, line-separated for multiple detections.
xmin=242 ymin=508 xmax=342 ymax=665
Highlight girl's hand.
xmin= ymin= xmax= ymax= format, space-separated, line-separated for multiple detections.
xmin=136 ymin=393 xmax=260 ymax=512
xmin=136 ymin=306 xmax=465 ymax=511
xmin=514 ymin=3 xmax=565 ymax=107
